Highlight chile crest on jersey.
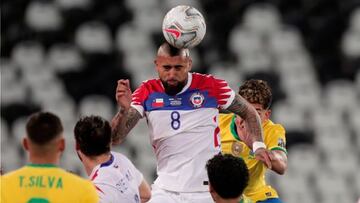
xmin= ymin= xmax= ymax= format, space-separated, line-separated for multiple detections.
xmin=190 ymin=92 xmax=204 ymax=108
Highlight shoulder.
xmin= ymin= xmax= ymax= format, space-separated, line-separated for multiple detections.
xmin=2 ymin=167 xmax=25 ymax=180
xmin=137 ymin=79 xmax=163 ymax=92
xmin=265 ymin=120 xmax=285 ymax=134
xmin=219 ymin=113 xmax=234 ymax=124
xmin=190 ymin=73 xmax=220 ymax=87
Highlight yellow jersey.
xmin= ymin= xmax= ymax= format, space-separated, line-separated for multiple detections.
xmin=1 ymin=163 xmax=99 ymax=203
xmin=219 ymin=114 xmax=287 ymax=202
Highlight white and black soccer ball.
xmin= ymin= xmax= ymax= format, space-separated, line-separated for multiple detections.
xmin=162 ymin=5 xmax=206 ymax=49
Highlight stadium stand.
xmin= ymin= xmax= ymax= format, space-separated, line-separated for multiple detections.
xmin=1 ymin=0 xmax=359 ymax=202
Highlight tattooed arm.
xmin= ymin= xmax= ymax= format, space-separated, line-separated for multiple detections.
xmin=226 ymin=94 xmax=264 ymax=144
xmin=111 ymin=107 xmax=142 ymax=145
xmin=226 ymin=94 xmax=273 ymax=168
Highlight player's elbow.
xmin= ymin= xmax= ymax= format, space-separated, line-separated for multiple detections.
xmin=139 ymin=180 xmax=151 ymax=203
xmin=273 ymin=163 xmax=287 ymax=175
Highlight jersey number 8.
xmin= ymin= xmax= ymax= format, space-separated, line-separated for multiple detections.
xmin=171 ymin=111 xmax=181 ymax=130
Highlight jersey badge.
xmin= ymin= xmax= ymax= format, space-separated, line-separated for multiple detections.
xmin=231 ymin=142 xmax=243 ymax=156
xmin=190 ymin=92 xmax=204 ymax=108
xmin=152 ymin=98 xmax=164 ymax=108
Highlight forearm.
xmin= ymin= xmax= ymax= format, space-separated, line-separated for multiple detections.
xmin=270 ymin=151 xmax=287 ymax=174
xmin=227 ymin=94 xmax=264 ymax=144
xmin=111 ymin=107 xmax=141 ymax=144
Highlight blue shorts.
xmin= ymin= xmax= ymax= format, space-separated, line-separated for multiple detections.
xmin=257 ymin=198 xmax=283 ymax=203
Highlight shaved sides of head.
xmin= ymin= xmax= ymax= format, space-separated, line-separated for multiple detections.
xmin=157 ymin=42 xmax=189 ymax=57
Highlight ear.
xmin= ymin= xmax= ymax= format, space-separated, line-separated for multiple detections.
xmin=265 ymin=109 xmax=271 ymax=120
xmin=187 ymin=58 xmax=192 ymax=71
xmin=209 ymin=184 xmax=217 ymax=202
xmin=75 ymin=141 xmax=80 ymax=151
xmin=58 ymin=137 xmax=65 ymax=152
xmin=23 ymin=137 xmax=29 ymax=151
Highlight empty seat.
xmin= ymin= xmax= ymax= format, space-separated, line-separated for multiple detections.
xmin=208 ymin=64 xmax=243 ymax=90
xmin=324 ymin=151 xmax=359 ymax=177
xmin=268 ymin=27 xmax=304 ymax=56
xmin=309 ymin=106 xmax=344 ymax=130
xmin=11 ymin=116 xmax=29 ymax=143
xmin=25 ymin=1 xmax=63 ymax=31
xmin=323 ymin=79 xmax=359 ymax=114
xmin=342 ymin=31 xmax=360 ymax=57
xmin=75 ymin=21 xmax=112 ymax=53
xmin=277 ymin=171 xmax=316 ymax=203
xmin=315 ymin=170 xmax=354 ymax=203
xmin=11 ymin=41 xmax=45 ymax=71
xmin=272 ymin=101 xmax=307 ymax=132
xmin=349 ymin=7 xmax=360 ymax=33
xmin=42 ymin=98 xmax=77 ymax=129
xmin=47 ymin=43 xmax=84 ymax=73
xmin=1 ymin=79 xmax=27 ymax=106
xmin=229 ymin=28 xmax=263 ymax=55
xmin=287 ymin=144 xmax=322 ymax=176
xmin=78 ymin=95 xmax=115 ymax=120
xmin=243 ymin=3 xmax=281 ymax=35
xmin=115 ymin=24 xmax=155 ymax=53
xmin=133 ymin=8 xmax=163 ymax=33
xmin=314 ymin=126 xmax=351 ymax=155
xmin=239 ymin=51 xmax=272 ymax=73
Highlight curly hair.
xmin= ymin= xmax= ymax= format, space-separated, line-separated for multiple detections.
xmin=206 ymin=153 xmax=249 ymax=199
xmin=238 ymin=79 xmax=272 ymax=109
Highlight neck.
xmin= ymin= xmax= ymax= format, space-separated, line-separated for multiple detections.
xmin=81 ymin=153 xmax=112 ymax=176
xmin=28 ymin=153 xmax=60 ymax=165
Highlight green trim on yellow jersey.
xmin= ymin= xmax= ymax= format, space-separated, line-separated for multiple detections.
xmin=230 ymin=115 xmax=241 ymax=141
xmin=26 ymin=163 xmax=58 ymax=168
xmin=270 ymin=147 xmax=287 ymax=155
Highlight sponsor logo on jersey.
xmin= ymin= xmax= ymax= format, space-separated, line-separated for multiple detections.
xmin=277 ymin=138 xmax=285 ymax=148
xmin=152 ymin=98 xmax=164 ymax=108
xmin=169 ymin=98 xmax=182 ymax=106
xmin=190 ymin=92 xmax=204 ymax=108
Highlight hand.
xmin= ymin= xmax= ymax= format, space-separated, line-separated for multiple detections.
xmin=255 ymin=148 xmax=274 ymax=169
xmin=116 ymin=79 xmax=132 ymax=110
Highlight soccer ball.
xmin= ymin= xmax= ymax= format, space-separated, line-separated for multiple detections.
xmin=162 ymin=5 xmax=206 ymax=49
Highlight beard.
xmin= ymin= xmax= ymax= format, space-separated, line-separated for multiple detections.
xmin=162 ymin=80 xmax=186 ymax=96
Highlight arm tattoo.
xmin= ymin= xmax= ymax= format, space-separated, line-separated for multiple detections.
xmin=226 ymin=94 xmax=264 ymax=144
xmin=111 ymin=107 xmax=142 ymax=144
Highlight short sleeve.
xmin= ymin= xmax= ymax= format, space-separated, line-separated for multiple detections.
xmin=131 ymin=82 xmax=149 ymax=117
xmin=125 ymin=157 xmax=144 ymax=186
xmin=94 ymin=183 xmax=116 ymax=203
xmin=212 ymin=77 xmax=235 ymax=109
xmin=81 ymin=181 xmax=100 ymax=203
xmin=265 ymin=124 xmax=287 ymax=154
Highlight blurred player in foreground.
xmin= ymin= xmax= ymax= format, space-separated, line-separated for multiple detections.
xmin=1 ymin=112 xmax=98 ymax=203
xmin=206 ymin=153 xmax=253 ymax=203
xmin=111 ymin=42 xmax=273 ymax=202
xmin=74 ymin=115 xmax=151 ymax=203
xmin=219 ymin=80 xmax=287 ymax=203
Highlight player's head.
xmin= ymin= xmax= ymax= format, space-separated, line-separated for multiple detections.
xmin=24 ymin=112 xmax=65 ymax=157
xmin=206 ymin=153 xmax=249 ymax=202
xmin=155 ymin=42 xmax=192 ymax=95
xmin=239 ymin=79 xmax=272 ymax=123
xmin=74 ymin=115 xmax=111 ymax=158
